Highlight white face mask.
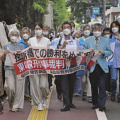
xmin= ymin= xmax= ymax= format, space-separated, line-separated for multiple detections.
xmin=59 ymin=32 xmax=64 ymax=37
xmin=63 ymin=29 xmax=71 ymax=35
xmin=93 ymin=31 xmax=101 ymax=37
xmin=104 ymin=34 xmax=110 ymax=39
xmin=112 ymin=27 xmax=119 ymax=33
xmin=10 ymin=36 xmax=18 ymax=42
xmin=23 ymin=34 xmax=29 ymax=40
xmin=84 ymin=30 xmax=90 ymax=36
xmin=43 ymin=31 xmax=49 ymax=36
xmin=35 ymin=30 xmax=42 ymax=36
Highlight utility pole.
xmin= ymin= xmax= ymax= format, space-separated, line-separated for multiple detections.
xmin=103 ymin=0 xmax=106 ymax=25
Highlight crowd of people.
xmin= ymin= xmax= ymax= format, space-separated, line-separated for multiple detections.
xmin=0 ymin=20 xmax=120 ymax=114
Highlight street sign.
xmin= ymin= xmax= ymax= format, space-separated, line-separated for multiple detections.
xmin=92 ymin=7 xmax=99 ymax=15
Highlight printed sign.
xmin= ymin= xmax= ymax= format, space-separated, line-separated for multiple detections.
xmin=9 ymin=47 xmax=99 ymax=79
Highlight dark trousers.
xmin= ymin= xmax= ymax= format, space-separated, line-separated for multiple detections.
xmin=55 ymin=75 xmax=62 ymax=95
xmin=48 ymin=74 xmax=53 ymax=89
xmin=61 ymin=72 xmax=76 ymax=106
xmin=89 ymin=64 xmax=107 ymax=107
xmin=105 ymin=69 xmax=110 ymax=92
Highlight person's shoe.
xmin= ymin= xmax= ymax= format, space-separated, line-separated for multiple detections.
xmin=88 ymin=96 xmax=92 ymax=103
xmin=82 ymin=92 xmax=87 ymax=101
xmin=99 ymin=106 xmax=106 ymax=111
xmin=117 ymin=98 xmax=120 ymax=103
xmin=43 ymin=99 xmax=47 ymax=107
xmin=69 ymin=104 xmax=76 ymax=108
xmin=38 ymin=103 xmax=43 ymax=111
xmin=11 ymin=108 xmax=18 ymax=112
xmin=91 ymin=105 xmax=98 ymax=109
xmin=57 ymin=94 xmax=62 ymax=100
xmin=111 ymin=93 xmax=115 ymax=101
xmin=61 ymin=106 xmax=70 ymax=112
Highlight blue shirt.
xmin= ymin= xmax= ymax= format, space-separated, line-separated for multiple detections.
xmin=18 ymin=38 xmax=29 ymax=48
xmin=113 ymin=34 xmax=120 ymax=68
xmin=79 ymin=37 xmax=85 ymax=46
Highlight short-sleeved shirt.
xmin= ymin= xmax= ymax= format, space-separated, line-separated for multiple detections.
xmin=3 ymin=42 xmax=24 ymax=69
xmin=18 ymin=38 xmax=29 ymax=48
xmin=60 ymin=36 xmax=78 ymax=66
xmin=29 ymin=36 xmax=51 ymax=48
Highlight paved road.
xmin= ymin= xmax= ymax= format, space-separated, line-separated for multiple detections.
xmin=47 ymin=87 xmax=98 ymax=120
xmin=106 ymin=99 xmax=120 ymax=120
xmin=0 ymin=86 xmax=120 ymax=120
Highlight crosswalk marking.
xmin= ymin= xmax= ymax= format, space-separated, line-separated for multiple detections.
xmin=96 ymin=109 xmax=108 ymax=120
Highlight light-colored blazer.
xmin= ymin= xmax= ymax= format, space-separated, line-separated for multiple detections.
xmin=84 ymin=36 xmax=111 ymax=73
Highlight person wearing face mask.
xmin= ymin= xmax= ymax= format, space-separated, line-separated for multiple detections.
xmin=75 ymin=25 xmax=92 ymax=103
xmin=1 ymin=29 xmax=24 ymax=112
xmin=18 ymin=27 xmax=31 ymax=48
xmin=42 ymin=25 xmax=50 ymax=38
xmin=73 ymin=31 xmax=80 ymax=39
xmin=84 ymin=23 xmax=111 ymax=111
xmin=103 ymin=28 xmax=111 ymax=39
xmin=72 ymin=31 xmax=82 ymax=96
xmin=109 ymin=21 xmax=120 ymax=103
xmin=53 ymin=25 xmax=64 ymax=101
xmin=102 ymin=28 xmax=111 ymax=96
xmin=57 ymin=26 xmax=64 ymax=38
xmin=42 ymin=25 xmax=53 ymax=91
xmin=58 ymin=21 xmax=79 ymax=112
xmin=18 ymin=27 xmax=31 ymax=101
xmin=29 ymin=23 xmax=51 ymax=111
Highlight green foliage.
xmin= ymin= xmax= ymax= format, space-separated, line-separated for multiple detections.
xmin=33 ymin=2 xmax=45 ymax=13
xmin=67 ymin=0 xmax=113 ymax=24
xmin=33 ymin=0 xmax=49 ymax=13
xmin=51 ymin=0 xmax=69 ymax=30
xmin=67 ymin=0 xmax=90 ymax=24
xmin=0 ymin=0 xmax=49 ymax=29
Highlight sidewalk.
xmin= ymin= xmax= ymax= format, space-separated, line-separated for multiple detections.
xmin=0 ymin=100 xmax=31 ymax=120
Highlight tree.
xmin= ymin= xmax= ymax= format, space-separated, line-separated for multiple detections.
xmin=0 ymin=0 xmax=49 ymax=29
xmin=67 ymin=0 xmax=113 ymax=24
xmin=51 ymin=0 xmax=69 ymax=30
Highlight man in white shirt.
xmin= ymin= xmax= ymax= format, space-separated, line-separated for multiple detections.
xmin=59 ymin=21 xmax=78 ymax=112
